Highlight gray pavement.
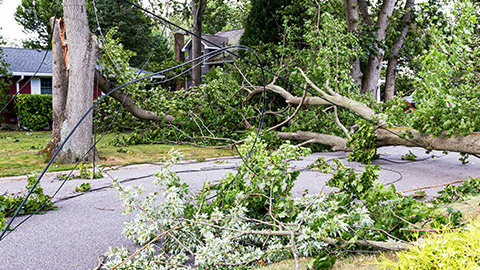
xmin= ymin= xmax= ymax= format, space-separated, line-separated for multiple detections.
xmin=0 ymin=146 xmax=478 ymax=269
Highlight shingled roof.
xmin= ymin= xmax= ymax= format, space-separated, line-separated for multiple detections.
xmin=2 ymin=47 xmax=52 ymax=76
xmin=1 ymin=47 xmax=162 ymax=79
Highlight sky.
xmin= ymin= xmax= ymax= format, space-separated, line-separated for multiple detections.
xmin=0 ymin=0 xmax=33 ymax=47
xmin=0 ymin=0 xmax=153 ymax=47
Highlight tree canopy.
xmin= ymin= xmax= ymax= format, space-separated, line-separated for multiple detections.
xmin=14 ymin=0 xmax=172 ymax=68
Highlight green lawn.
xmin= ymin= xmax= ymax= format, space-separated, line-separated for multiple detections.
xmin=0 ymin=131 xmax=235 ymax=177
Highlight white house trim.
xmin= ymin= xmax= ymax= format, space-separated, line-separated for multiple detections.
xmin=11 ymin=72 xmax=52 ymax=77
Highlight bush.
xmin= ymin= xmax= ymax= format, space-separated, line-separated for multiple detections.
xmin=14 ymin=94 xmax=52 ymax=131
xmin=378 ymin=217 xmax=480 ymax=269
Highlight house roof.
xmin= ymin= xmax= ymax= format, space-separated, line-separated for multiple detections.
xmin=181 ymin=28 xmax=244 ymax=52
xmin=2 ymin=47 xmax=52 ymax=76
xmin=182 ymin=34 xmax=228 ymax=52
xmin=1 ymin=47 xmax=162 ymax=79
xmin=215 ymin=28 xmax=245 ymax=46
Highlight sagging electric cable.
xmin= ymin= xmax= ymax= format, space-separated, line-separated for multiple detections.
xmin=122 ymin=0 xmax=459 ymax=156
xmin=1 ymin=18 xmax=174 ymax=240
xmin=0 ymin=44 xmax=266 ymax=241
xmin=0 ymin=0 xmax=62 ymax=115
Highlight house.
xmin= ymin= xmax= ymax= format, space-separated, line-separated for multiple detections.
xmin=179 ymin=28 xmax=244 ymax=87
xmin=0 ymin=47 xmax=102 ymax=124
xmin=0 ymin=47 xmax=161 ymax=125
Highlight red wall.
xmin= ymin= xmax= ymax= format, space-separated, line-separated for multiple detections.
xmin=8 ymin=76 xmax=31 ymax=95
xmin=1 ymin=76 xmax=103 ymax=125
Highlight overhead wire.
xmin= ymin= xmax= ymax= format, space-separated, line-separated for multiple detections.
xmin=1 ymin=5 xmax=172 ymax=240
xmin=120 ymin=0 xmax=445 ymax=155
xmin=0 ymin=0 xmax=62 ymax=115
xmin=0 ymin=44 xmax=266 ymax=241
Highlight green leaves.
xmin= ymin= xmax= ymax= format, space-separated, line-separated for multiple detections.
xmin=75 ymin=182 xmax=91 ymax=192
xmin=0 ymin=176 xmax=56 ymax=231
xmin=14 ymin=95 xmax=52 ymax=131
xmin=346 ymin=121 xmax=379 ymax=164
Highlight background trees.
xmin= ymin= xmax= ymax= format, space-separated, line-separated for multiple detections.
xmin=14 ymin=0 xmax=171 ymax=68
xmin=14 ymin=0 xmax=63 ymax=49
xmin=240 ymin=0 xmax=290 ymax=46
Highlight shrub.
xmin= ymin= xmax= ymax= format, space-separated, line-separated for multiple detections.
xmin=14 ymin=94 xmax=52 ymax=131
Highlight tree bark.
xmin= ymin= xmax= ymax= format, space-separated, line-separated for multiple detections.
xmin=358 ymin=0 xmax=372 ymax=25
xmin=93 ymin=70 xmax=175 ymax=124
xmin=344 ymin=0 xmax=363 ymax=85
xmin=39 ymin=18 xmax=69 ymax=157
xmin=56 ymin=0 xmax=99 ymax=163
xmin=361 ymin=0 xmax=396 ymax=96
xmin=384 ymin=0 xmax=415 ymax=101
xmin=248 ymin=73 xmax=480 ymax=155
xmin=191 ymin=0 xmax=206 ymax=86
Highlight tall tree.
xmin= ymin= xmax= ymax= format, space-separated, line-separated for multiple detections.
xmin=359 ymin=0 xmax=396 ymax=96
xmin=384 ymin=0 xmax=415 ymax=100
xmin=240 ymin=0 xmax=290 ymax=46
xmin=191 ymin=0 xmax=206 ymax=86
xmin=52 ymin=0 xmax=99 ymax=163
xmin=344 ymin=0 xmax=363 ymax=85
xmin=14 ymin=0 xmax=63 ymax=49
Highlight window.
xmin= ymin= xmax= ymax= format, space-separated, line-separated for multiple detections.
xmin=40 ymin=78 xmax=52 ymax=95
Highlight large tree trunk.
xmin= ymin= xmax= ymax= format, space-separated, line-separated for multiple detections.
xmin=39 ymin=18 xmax=69 ymax=157
xmin=55 ymin=0 xmax=99 ymax=163
xmin=250 ymin=71 xmax=480 ymax=155
xmin=191 ymin=0 xmax=206 ymax=86
xmin=384 ymin=0 xmax=415 ymax=101
xmin=344 ymin=0 xmax=363 ymax=86
xmin=361 ymin=0 xmax=396 ymax=97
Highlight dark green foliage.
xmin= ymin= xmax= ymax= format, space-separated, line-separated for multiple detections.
xmin=0 ymin=176 xmax=56 ymax=231
xmin=87 ymin=0 xmax=173 ymax=68
xmin=240 ymin=0 xmax=290 ymax=46
xmin=14 ymin=0 xmax=63 ymax=49
xmin=308 ymin=250 xmax=337 ymax=269
xmin=14 ymin=95 xmax=52 ymax=131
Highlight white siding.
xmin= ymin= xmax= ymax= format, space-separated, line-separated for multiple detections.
xmin=31 ymin=78 xmax=41 ymax=94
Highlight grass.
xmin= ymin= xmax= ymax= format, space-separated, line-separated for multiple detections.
xmin=0 ymin=131 xmax=235 ymax=177
xmin=256 ymin=253 xmax=399 ymax=270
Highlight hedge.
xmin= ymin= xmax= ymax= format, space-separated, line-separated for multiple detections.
xmin=14 ymin=94 xmax=52 ymax=131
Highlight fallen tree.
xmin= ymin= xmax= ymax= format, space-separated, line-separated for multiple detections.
xmin=91 ymin=1 xmax=479 ymax=160
xmin=248 ymin=68 xmax=480 ymax=155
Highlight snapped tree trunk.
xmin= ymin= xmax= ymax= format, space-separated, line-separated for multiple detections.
xmin=360 ymin=0 xmax=396 ymax=96
xmin=54 ymin=0 xmax=99 ymax=163
xmin=384 ymin=0 xmax=415 ymax=101
xmin=191 ymin=0 xmax=206 ymax=87
xmin=39 ymin=18 xmax=68 ymax=158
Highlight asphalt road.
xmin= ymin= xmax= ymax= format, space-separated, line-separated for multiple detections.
xmin=0 ymin=146 xmax=478 ymax=269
